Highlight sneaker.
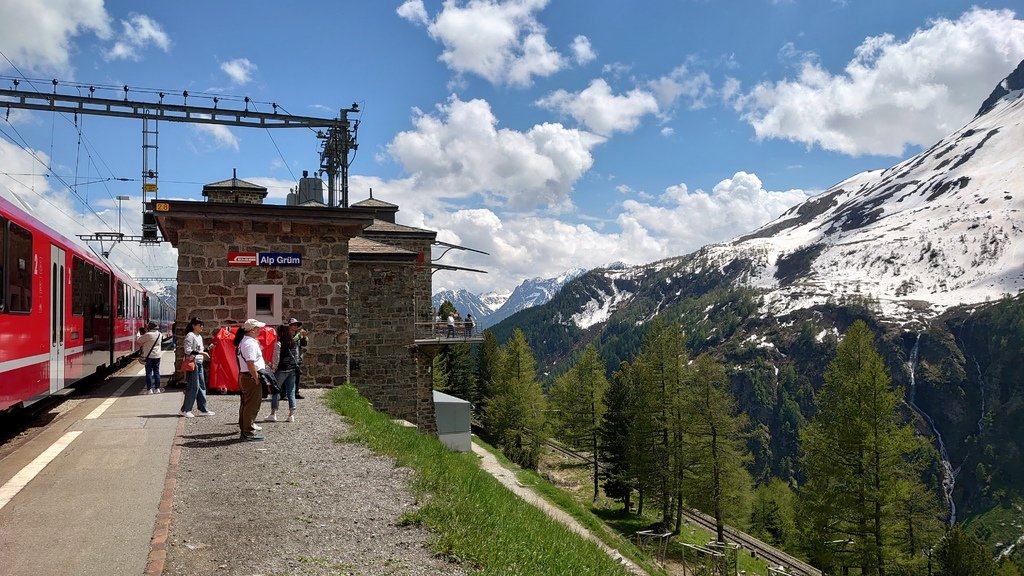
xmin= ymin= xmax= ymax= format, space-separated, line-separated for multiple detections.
xmin=147 ymin=389 xmax=154 ymax=395
xmin=287 ymin=415 xmax=295 ymax=423
xmin=294 ymin=393 xmax=305 ymax=399
xmin=265 ymin=414 xmax=277 ymax=422
xmin=155 ymin=388 xmax=162 ymax=394
xmin=180 ymin=411 xmax=195 ymax=418
xmin=251 ymin=423 xmax=262 ymax=431
xmin=240 ymin=434 xmax=265 ymax=442
xmin=199 ymin=410 xmax=216 ymax=416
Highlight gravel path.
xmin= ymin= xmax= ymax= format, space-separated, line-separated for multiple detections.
xmin=162 ymin=388 xmax=466 ymax=576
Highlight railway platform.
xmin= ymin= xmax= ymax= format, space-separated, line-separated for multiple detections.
xmin=0 ymin=354 xmax=183 ymax=576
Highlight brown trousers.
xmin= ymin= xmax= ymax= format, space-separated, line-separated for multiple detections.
xmin=238 ymin=373 xmax=262 ymax=436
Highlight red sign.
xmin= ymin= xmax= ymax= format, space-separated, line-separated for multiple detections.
xmin=227 ymin=251 xmax=258 ymax=266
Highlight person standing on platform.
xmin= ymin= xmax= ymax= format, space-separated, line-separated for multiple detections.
xmin=464 ymin=313 xmax=475 ymax=337
xmin=265 ymin=318 xmax=302 ymax=423
xmin=234 ymin=318 xmax=267 ymax=441
xmin=446 ymin=313 xmax=456 ymax=337
xmin=137 ymin=321 xmax=163 ymax=394
xmin=180 ymin=317 xmax=215 ymax=418
xmin=294 ymin=325 xmax=308 ymax=399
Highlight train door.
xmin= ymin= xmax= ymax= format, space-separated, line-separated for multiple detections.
xmin=49 ymin=245 xmax=66 ymax=392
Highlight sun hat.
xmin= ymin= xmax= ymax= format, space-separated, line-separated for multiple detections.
xmin=287 ymin=317 xmax=303 ymax=326
xmin=241 ymin=318 xmax=266 ymax=331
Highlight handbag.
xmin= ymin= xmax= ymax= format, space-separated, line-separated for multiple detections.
xmin=182 ymin=355 xmax=196 ymax=372
xmin=137 ymin=334 xmax=160 ymax=365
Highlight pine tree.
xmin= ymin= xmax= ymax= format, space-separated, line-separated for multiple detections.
xmin=475 ymin=330 xmax=500 ymax=411
xmin=483 ymin=329 xmax=547 ymax=469
xmin=635 ymin=318 xmax=687 ymax=530
xmin=599 ymin=361 xmax=637 ymax=511
xmin=434 ymin=343 xmax=477 ymax=401
xmin=800 ymin=320 xmax=940 ymax=575
xmin=933 ymin=524 xmax=996 ymax=576
xmin=682 ymin=353 xmax=752 ymax=542
xmin=549 ymin=344 xmax=608 ymax=502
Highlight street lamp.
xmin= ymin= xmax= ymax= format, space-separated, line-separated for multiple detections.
xmin=116 ymin=195 xmax=130 ymax=236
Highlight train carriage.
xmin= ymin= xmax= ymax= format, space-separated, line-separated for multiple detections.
xmin=0 ymin=195 xmax=162 ymax=412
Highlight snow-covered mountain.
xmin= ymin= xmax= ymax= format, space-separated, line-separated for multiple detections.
xmin=431 ymin=289 xmax=491 ymax=320
xmin=478 ymin=290 xmax=511 ymax=312
xmin=563 ymin=59 xmax=1024 ymax=330
xmin=433 ymin=268 xmax=587 ymax=329
xmin=482 ymin=268 xmax=587 ymax=328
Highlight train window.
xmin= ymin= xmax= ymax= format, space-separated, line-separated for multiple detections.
xmin=72 ymin=256 xmax=85 ymax=315
xmin=0 ymin=217 xmax=6 ymax=311
xmin=117 ymin=281 xmax=126 ymax=316
xmin=7 ymin=222 xmax=32 ymax=313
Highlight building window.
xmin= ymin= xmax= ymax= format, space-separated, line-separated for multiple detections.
xmin=247 ymin=284 xmax=282 ymax=326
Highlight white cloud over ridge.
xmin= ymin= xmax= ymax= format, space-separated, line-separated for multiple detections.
xmin=0 ymin=0 xmax=110 ymax=75
xmin=105 ymin=14 xmax=171 ymax=61
xmin=537 ymin=79 xmax=658 ymax=136
xmin=387 ymin=95 xmax=604 ymax=209
xmin=737 ymin=7 xmax=1024 ymax=156
xmin=398 ymin=0 xmax=569 ymax=87
xmin=220 ymin=58 xmax=257 ymax=85
xmin=536 ymin=66 xmax=714 ymax=135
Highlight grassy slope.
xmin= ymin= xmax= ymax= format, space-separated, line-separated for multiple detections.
xmin=325 ymin=385 xmax=635 ymax=576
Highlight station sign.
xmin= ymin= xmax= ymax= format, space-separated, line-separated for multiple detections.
xmin=228 ymin=251 xmax=302 ymax=267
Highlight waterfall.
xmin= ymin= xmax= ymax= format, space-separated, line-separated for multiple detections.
xmin=906 ymin=332 xmax=957 ymax=525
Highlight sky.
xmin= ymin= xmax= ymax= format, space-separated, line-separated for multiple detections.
xmin=1 ymin=0 xmax=1023 ymax=297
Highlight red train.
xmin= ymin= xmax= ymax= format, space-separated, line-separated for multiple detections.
xmin=0 ymin=195 xmax=173 ymax=412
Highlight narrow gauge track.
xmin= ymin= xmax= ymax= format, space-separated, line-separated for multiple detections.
xmin=545 ymin=439 xmax=821 ymax=576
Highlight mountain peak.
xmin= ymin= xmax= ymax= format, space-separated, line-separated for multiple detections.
xmin=976 ymin=58 xmax=1024 ymax=118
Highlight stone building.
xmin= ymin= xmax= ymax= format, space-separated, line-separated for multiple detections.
xmin=151 ymin=174 xmax=445 ymax=432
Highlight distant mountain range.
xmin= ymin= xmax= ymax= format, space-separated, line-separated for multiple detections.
xmin=432 ymin=268 xmax=586 ymax=329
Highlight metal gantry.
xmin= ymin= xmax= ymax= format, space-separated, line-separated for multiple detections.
xmin=0 ymin=80 xmax=360 ymax=249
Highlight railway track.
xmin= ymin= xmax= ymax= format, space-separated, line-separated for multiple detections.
xmin=544 ymin=438 xmax=821 ymax=576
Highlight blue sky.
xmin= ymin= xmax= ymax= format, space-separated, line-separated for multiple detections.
xmin=1 ymin=0 xmax=1023 ymax=296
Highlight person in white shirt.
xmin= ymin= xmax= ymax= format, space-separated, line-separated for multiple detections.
xmin=179 ymin=317 xmax=215 ymax=418
xmin=234 ymin=319 xmax=267 ymax=441
xmin=137 ymin=321 xmax=163 ymax=394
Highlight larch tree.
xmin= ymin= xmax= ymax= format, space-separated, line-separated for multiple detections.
xmin=549 ymin=344 xmax=609 ymax=502
xmin=635 ymin=318 xmax=688 ymax=530
xmin=682 ymin=353 xmax=753 ymax=542
xmin=800 ymin=320 xmax=938 ymax=575
xmin=483 ymin=328 xmax=547 ymax=469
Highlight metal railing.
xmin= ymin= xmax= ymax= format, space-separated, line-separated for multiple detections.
xmin=414 ymin=322 xmax=480 ymax=342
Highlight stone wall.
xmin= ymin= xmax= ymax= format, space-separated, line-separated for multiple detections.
xmin=170 ymin=217 xmax=351 ymax=388
xmin=348 ymin=260 xmax=426 ymax=427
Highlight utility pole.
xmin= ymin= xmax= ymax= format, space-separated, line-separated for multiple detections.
xmin=0 ymin=81 xmax=360 ymax=242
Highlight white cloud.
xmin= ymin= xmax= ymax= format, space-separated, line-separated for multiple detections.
xmin=220 ymin=58 xmax=257 ymax=85
xmin=646 ymin=65 xmax=714 ymax=111
xmin=245 ymin=176 xmax=296 ymax=200
xmin=401 ymin=0 xmax=568 ymax=87
xmin=737 ymin=7 xmax=1024 ymax=156
xmin=396 ymin=0 xmax=429 ymax=26
xmin=570 ymin=35 xmax=595 ymax=65
xmin=537 ymin=65 xmax=714 ymax=135
xmin=537 ymin=79 xmax=658 ymax=136
xmin=105 ymin=14 xmax=170 ymax=61
xmin=191 ymin=124 xmax=240 ymax=151
xmin=619 ymin=172 xmax=812 ymax=252
xmin=356 ymin=167 xmax=810 ymax=295
xmin=0 ymin=0 xmax=110 ymax=75
xmin=386 ymin=95 xmax=604 ymax=209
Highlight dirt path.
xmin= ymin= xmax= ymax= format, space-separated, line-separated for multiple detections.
xmin=471 ymin=442 xmax=648 ymax=576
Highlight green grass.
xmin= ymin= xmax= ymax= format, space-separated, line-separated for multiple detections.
xmin=474 ymin=438 xmax=666 ymax=575
xmin=325 ymin=385 xmax=636 ymax=576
